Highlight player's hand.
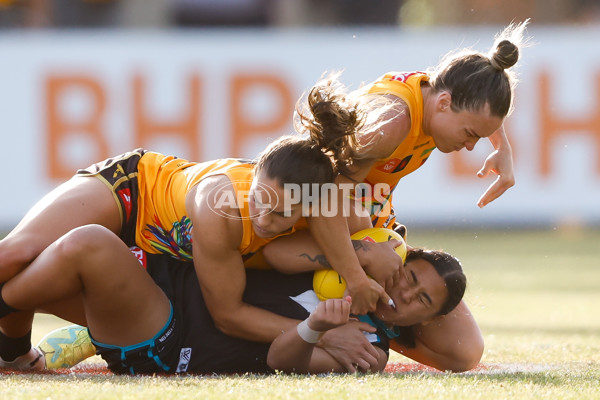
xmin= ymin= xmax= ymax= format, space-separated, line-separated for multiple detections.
xmin=345 ymin=276 xmax=393 ymax=315
xmin=318 ymin=320 xmax=380 ymax=373
xmin=308 ymin=296 xmax=352 ymax=332
xmin=477 ymin=147 xmax=515 ymax=208
xmin=361 ymin=239 xmax=402 ymax=291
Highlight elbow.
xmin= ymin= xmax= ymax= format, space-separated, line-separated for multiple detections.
xmin=266 ymin=347 xmax=297 ymax=374
xmin=446 ymin=336 xmax=484 ymax=373
xmin=212 ymin=313 xmax=242 ymax=338
xmin=266 ymin=348 xmax=282 ymax=372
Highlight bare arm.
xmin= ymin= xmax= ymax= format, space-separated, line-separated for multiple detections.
xmin=389 ymin=301 xmax=484 ymax=372
xmin=307 ymin=174 xmax=402 ymax=314
xmin=477 ymin=124 xmax=515 ymax=207
xmin=267 ymin=298 xmax=388 ymax=374
xmin=263 ymin=229 xmax=403 ymax=285
xmin=303 ymin=97 xmax=409 ymax=313
xmin=187 ymin=177 xmax=298 ymax=342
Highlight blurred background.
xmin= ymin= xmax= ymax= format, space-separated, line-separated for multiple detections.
xmin=1 ymin=0 xmax=599 ymax=231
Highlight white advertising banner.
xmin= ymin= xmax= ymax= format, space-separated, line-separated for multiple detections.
xmin=0 ymin=26 xmax=598 ymax=229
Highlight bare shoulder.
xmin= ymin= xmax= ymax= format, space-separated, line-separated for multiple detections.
xmin=357 ymin=94 xmax=411 ymax=161
xmin=185 ymin=175 xmax=243 ymax=250
xmin=378 ymin=94 xmax=411 ymax=149
xmin=186 ymin=174 xmax=235 ymax=210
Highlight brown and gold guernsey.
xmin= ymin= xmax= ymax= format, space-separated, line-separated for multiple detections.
xmin=135 ymin=153 xmax=302 ymax=262
xmin=362 ymin=72 xmax=437 ymax=228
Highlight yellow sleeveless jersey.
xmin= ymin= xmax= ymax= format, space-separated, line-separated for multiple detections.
xmin=135 ymin=153 xmax=303 ymax=262
xmin=362 ymin=72 xmax=437 ymax=227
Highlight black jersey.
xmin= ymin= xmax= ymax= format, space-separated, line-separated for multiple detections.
xmin=95 ymin=253 xmax=390 ymax=375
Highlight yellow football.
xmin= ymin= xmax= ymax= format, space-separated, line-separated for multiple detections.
xmin=313 ymin=269 xmax=347 ymax=301
xmin=312 ymin=228 xmax=407 ymax=301
xmin=350 ymin=227 xmax=407 ymax=262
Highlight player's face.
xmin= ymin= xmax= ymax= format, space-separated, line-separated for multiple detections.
xmin=374 ymin=258 xmax=449 ymax=326
xmin=248 ymin=172 xmax=303 ymax=238
xmin=427 ymin=98 xmax=503 ymax=153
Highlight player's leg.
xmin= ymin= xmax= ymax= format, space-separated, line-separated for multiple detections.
xmin=0 ymin=175 xmax=121 ymax=366
xmin=0 ymin=225 xmax=171 ymax=368
xmin=390 ymin=300 xmax=484 ymax=372
xmin=0 ymin=176 xmax=121 ymax=282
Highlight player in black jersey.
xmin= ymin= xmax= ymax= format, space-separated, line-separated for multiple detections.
xmin=0 ymin=224 xmax=464 ymax=374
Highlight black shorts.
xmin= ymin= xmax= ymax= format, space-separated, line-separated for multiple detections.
xmin=77 ymin=149 xmax=146 ymax=247
xmin=89 ymin=304 xmax=183 ymax=375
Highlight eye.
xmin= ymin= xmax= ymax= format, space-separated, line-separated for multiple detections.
xmin=410 ymin=270 xmax=418 ymax=285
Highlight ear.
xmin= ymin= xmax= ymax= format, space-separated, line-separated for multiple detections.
xmin=437 ymin=91 xmax=452 ymax=112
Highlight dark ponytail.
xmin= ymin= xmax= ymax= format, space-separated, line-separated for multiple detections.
xmin=295 ymin=73 xmax=364 ymax=177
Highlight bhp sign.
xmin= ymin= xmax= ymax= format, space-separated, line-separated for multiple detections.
xmin=45 ymin=72 xmax=294 ymax=179
xmin=0 ymin=28 xmax=599 ymax=227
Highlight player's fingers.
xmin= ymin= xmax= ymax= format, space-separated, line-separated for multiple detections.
xmin=351 ymin=292 xmax=377 ymax=314
xmin=350 ymin=302 xmax=367 ymax=315
xmin=352 ymin=321 xmax=377 ymax=333
xmin=378 ymin=290 xmax=395 ymax=310
xmin=345 ymin=361 xmax=357 ymax=373
xmin=331 ymin=298 xmax=344 ymax=316
xmin=392 ymin=268 xmax=400 ymax=286
xmin=360 ymin=346 xmax=379 ymax=369
xmin=478 ymin=177 xmax=510 ymax=208
xmin=341 ymin=298 xmax=351 ymax=315
xmin=388 ymin=239 xmax=401 ymax=248
xmin=365 ymin=342 xmax=380 ymax=361
xmin=356 ymin=358 xmax=372 ymax=372
xmin=477 ymin=157 xmax=493 ymax=178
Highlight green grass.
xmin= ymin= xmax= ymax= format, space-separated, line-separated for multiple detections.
xmin=2 ymin=228 xmax=600 ymax=399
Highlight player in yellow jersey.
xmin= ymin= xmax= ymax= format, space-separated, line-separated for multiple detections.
xmin=285 ymin=21 xmax=529 ymax=371
xmin=0 ymin=128 xmax=399 ymax=369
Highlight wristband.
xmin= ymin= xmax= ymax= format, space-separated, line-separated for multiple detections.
xmin=296 ymin=319 xmax=323 ymax=344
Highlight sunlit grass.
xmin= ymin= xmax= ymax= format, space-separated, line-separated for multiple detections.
xmin=2 ymin=228 xmax=600 ymax=399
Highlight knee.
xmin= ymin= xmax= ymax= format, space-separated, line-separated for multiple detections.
xmin=54 ymin=224 xmax=115 ymax=261
xmin=0 ymin=236 xmax=42 ymax=280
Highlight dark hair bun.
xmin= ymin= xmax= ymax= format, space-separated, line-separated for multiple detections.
xmin=490 ymin=39 xmax=519 ymax=70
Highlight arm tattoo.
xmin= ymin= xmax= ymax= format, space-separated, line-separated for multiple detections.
xmin=299 ymin=253 xmax=332 ymax=269
xmin=351 ymin=240 xmax=369 ymax=252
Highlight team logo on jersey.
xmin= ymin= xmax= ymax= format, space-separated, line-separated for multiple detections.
xmin=389 ymin=71 xmax=425 ymax=83
xmin=376 ymin=158 xmax=401 ymax=173
xmin=117 ymin=188 xmax=133 ymax=222
xmin=112 ymin=164 xmax=126 ymax=179
xmin=129 ymin=246 xmax=147 ymax=269
xmin=376 ymin=155 xmax=412 ymax=174
xmin=176 ymin=348 xmax=192 ymax=373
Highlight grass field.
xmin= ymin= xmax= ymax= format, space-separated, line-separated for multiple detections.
xmin=1 ymin=227 xmax=599 ymax=399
